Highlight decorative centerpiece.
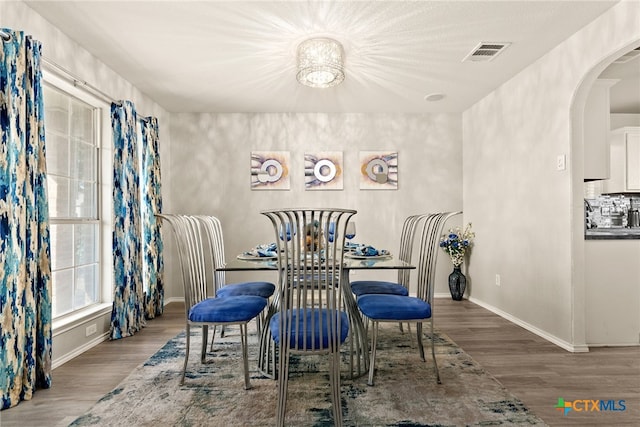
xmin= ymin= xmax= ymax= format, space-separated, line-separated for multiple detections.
xmin=305 ymin=220 xmax=323 ymax=250
xmin=439 ymin=223 xmax=475 ymax=300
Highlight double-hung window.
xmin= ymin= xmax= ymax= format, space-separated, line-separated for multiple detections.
xmin=44 ymin=73 xmax=113 ymax=322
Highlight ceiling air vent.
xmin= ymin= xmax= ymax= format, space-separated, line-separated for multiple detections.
xmin=613 ymin=47 xmax=640 ymax=64
xmin=463 ymin=42 xmax=511 ymax=62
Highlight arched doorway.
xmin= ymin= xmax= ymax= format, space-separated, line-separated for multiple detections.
xmin=572 ymin=42 xmax=640 ymax=349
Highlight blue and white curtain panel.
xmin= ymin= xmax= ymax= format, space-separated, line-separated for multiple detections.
xmin=0 ymin=28 xmax=53 ymax=410
xmin=140 ymin=116 xmax=164 ymax=319
xmin=110 ymin=101 xmax=145 ymax=339
xmin=110 ymin=102 xmax=164 ymax=339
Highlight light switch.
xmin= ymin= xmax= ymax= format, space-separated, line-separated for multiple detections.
xmin=556 ymin=154 xmax=566 ymax=171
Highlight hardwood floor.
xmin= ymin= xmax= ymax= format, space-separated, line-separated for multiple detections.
xmin=0 ymin=303 xmax=185 ymax=427
xmin=1 ymin=299 xmax=638 ymax=426
xmin=437 ymin=299 xmax=639 ymax=426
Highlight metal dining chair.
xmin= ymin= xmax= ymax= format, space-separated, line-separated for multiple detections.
xmin=262 ymin=208 xmax=356 ymax=427
xmin=197 ymin=215 xmax=275 ymax=300
xmin=157 ymin=214 xmax=268 ymax=389
xmin=356 ymin=212 xmax=460 ymax=386
xmin=196 ymin=215 xmax=275 ymax=341
xmin=350 ymin=214 xmax=428 ymax=298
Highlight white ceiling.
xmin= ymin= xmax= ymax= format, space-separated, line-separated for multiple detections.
xmin=25 ymin=0 xmax=632 ymax=114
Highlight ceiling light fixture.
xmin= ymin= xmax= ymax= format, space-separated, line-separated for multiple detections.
xmin=296 ymin=37 xmax=345 ymax=88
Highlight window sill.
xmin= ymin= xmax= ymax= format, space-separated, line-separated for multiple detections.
xmin=52 ymin=303 xmax=112 ymax=336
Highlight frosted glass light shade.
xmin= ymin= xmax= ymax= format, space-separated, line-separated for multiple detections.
xmin=296 ymin=38 xmax=345 ymax=88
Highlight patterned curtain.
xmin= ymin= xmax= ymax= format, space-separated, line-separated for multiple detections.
xmin=0 ymin=29 xmax=52 ymax=410
xmin=110 ymin=103 xmax=164 ymax=338
xmin=110 ymin=101 xmax=145 ymax=339
xmin=140 ymin=117 xmax=164 ymax=318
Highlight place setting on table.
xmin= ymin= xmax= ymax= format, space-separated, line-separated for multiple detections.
xmin=233 ymin=222 xmax=393 ymax=265
xmin=236 ymin=242 xmax=279 ymax=261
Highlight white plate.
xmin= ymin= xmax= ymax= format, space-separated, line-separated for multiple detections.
xmin=237 ymin=254 xmax=278 ymax=261
xmin=344 ymin=252 xmax=391 ymax=260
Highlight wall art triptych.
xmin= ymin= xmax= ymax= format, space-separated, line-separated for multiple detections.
xmin=359 ymin=151 xmax=398 ymax=190
xmin=304 ymin=151 xmax=343 ymax=190
xmin=250 ymin=151 xmax=397 ymax=191
xmin=250 ymin=151 xmax=290 ymax=190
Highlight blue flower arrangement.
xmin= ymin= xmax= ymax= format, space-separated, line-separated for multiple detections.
xmin=439 ymin=223 xmax=475 ymax=267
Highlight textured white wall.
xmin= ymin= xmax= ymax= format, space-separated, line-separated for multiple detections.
xmin=166 ymin=113 xmax=463 ymax=298
xmin=463 ymin=0 xmax=640 ymax=348
xmin=8 ymin=0 xmax=636 ymax=357
xmin=2 ymin=1 xmax=171 ymax=365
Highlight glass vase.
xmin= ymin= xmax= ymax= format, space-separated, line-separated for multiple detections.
xmin=448 ymin=265 xmax=466 ymax=301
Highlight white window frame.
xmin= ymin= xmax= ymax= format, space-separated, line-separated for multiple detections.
xmin=44 ymin=70 xmax=113 ymax=332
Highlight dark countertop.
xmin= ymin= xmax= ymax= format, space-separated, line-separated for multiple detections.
xmin=585 ymin=228 xmax=640 ymax=240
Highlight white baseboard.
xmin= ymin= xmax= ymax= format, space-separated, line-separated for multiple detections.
xmin=53 ymin=332 xmax=109 ymax=369
xmin=434 ymin=294 xmax=589 ymax=353
xmin=164 ymin=296 xmax=185 ymax=305
xmin=467 ymin=296 xmax=589 ymax=353
xmin=52 ymin=298 xmax=186 ymax=369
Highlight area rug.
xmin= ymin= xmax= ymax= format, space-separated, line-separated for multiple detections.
xmin=70 ymin=323 xmax=545 ymax=426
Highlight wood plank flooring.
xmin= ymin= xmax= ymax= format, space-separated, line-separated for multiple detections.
xmin=1 ymin=299 xmax=638 ymax=426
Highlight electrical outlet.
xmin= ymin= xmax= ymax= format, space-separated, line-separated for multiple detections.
xmin=495 ymin=274 xmax=501 ymax=287
xmin=85 ymin=323 xmax=97 ymax=337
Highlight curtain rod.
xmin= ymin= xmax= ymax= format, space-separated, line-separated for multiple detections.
xmin=3 ymin=30 xmax=152 ymax=120
xmin=2 ymin=31 xmax=116 ymax=105
xmin=42 ymin=57 xmax=152 ymax=121
xmin=2 ymin=31 xmax=113 ymax=104
xmin=42 ymin=57 xmax=118 ymax=105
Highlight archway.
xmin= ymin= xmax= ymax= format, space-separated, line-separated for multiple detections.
xmin=571 ymin=41 xmax=640 ymax=349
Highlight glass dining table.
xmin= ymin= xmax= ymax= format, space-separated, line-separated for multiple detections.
xmin=219 ymin=254 xmax=415 ymax=380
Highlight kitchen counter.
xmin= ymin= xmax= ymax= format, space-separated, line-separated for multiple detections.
xmin=585 ymin=228 xmax=640 ymax=240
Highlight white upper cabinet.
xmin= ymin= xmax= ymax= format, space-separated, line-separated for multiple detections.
xmin=584 ymin=79 xmax=618 ymax=180
xmin=604 ymin=127 xmax=640 ymax=193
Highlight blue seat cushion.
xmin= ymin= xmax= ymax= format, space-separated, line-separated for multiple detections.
xmin=357 ymin=294 xmax=431 ymax=321
xmin=350 ymin=280 xmax=409 ymax=297
xmin=270 ymin=308 xmax=349 ymax=350
xmin=188 ymin=296 xmax=267 ymax=323
xmin=216 ymin=281 xmax=275 ymax=298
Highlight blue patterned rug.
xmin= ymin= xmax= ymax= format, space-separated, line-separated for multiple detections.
xmin=70 ymin=323 xmax=545 ymax=426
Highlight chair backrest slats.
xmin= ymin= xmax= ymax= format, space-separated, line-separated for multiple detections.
xmin=156 ymin=214 xmax=210 ymax=314
xmin=197 ymin=215 xmax=227 ymax=294
xmin=396 ymin=214 xmax=430 ymax=289
xmin=415 ymin=212 xmax=462 ymax=304
xmin=262 ymin=208 xmax=356 ymax=352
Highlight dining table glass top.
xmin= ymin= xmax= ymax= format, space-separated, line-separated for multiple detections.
xmin=220 ymin=245 xmax=414 ymax=379
xmin=219 ymin=255 xmax=414 ymax=271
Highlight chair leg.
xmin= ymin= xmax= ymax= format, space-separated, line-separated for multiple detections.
xmin=209 ymin=325 xmax=218 ymax=352
xmin=181 ymin=324 xmax=191 ymax=385
xmin=256 ymin=312 xmax=262 ymax=335
xmin=201 ymin=325 xmax=209 ymax=363
xmin=416 ymin=322 xmax=425 ymax=361
xmin=329 ymin=351 xmax=344 ymax=426
xmin=367 ymin=321 xmax=379 ymax=386
xmin=404 ymin=322 xmax=415 ymax=348
xmin=429 ymin=322 xmax=441 ymax=384
xmin=418 ymin=322 xmax=441 ymax=384
xmin=258 ymin=302 xmax=278 ymax=379
xmin=240 ymin=323 xmax=253 ymax=390
xmin=276 ymin=348 xmax=290 ymax=427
